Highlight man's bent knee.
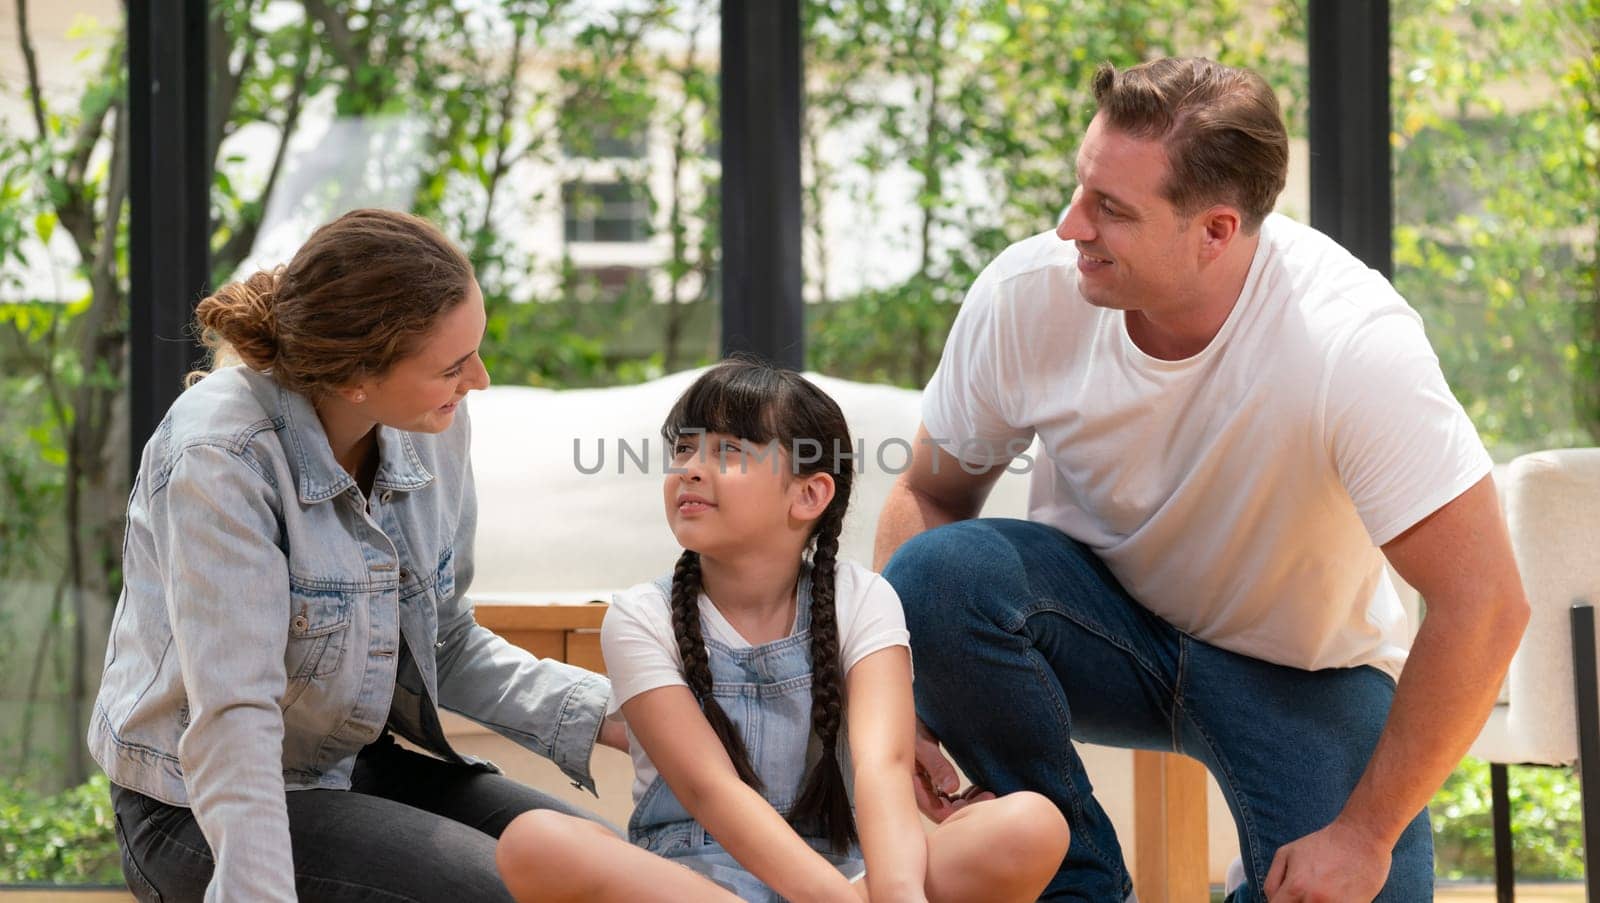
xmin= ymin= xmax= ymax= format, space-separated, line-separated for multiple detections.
xmin=884 ymin=520 xmax=1032 ymax=620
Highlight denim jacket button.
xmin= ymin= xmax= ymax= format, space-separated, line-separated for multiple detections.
xmin=381 ymin=490 xmax=394 ymax=504
xmin=292 ymin=614 xmax=310 ymax=633
xmin=399 ymin=568 xmax=410 ymax=583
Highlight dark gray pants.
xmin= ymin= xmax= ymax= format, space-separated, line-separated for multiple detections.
xmin=111 ymin=733 xmax=612 ymax=902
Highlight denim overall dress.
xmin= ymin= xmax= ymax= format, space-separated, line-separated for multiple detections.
xmin=628 ymin=573 xmax=866 ymax=901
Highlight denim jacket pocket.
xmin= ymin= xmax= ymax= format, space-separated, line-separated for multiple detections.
xmin=285 ymin=586 xmax=353 ymax=683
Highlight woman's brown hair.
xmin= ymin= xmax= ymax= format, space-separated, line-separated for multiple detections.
xmin=660 ymin=358 xmax=858 ymax=853
xmin=190 ymin=208 xmax=475 ymax=395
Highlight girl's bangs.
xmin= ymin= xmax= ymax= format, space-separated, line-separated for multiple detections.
xmin=662 ymin=366 xmax=788 ymax=444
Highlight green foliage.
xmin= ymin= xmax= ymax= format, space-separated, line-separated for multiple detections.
xmin=0 ymin=772 xmax=120 ymax=885
xmin=1432 ymin=758 xmax=1585 ymax=881
xmin=802 ymin=0 xmax=1305 ymax=382
xmin=809 ymin=274 xmax=962 ymax=388
xmin=1392 ymin=0 xmax=1598 ymax=450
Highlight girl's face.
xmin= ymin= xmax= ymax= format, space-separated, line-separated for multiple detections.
xmin=663 ymin=431 xmax=831 ymax=560
xmin=354 ymin=280 xmax=491 ymax=433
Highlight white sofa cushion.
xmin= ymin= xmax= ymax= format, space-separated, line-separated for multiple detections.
xmin=469 ymin=370 xmax=1035 ymax=600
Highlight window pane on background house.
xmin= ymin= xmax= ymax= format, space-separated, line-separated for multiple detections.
xmin=0 ymin=0 xmax=128 ymax=884
xmin=799 ymin=0 xmax=1308 ymax=388
xmin=563 ymin=181 xmax=653 ymax=243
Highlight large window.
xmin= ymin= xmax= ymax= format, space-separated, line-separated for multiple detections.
xmin=1 ymin=0 xmax=128 ymax=885
xmin=1392 ymin=0 xmax=1597 ymax=458
xmin=1393 ymin=0 xmax=1596 ymax=881
xmin=799 ymin=0 xmax=1307 ymax=385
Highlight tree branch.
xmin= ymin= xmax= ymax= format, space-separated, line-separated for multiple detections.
xmin=61 ymin=34 xmax=122 ymax=191
xmin=301 ymin=0 xmax=363 ymax=74
xmin=208 ymin=9 xmax=260 ymax=167
xmin=15 ymin=0 xmax=49 ymax=140
xmin=213 ymin=27 xmax=315 ymax=278
xmin=94 ymin=99 xmax=129 ymax=279
xmin=475 ymin=11 xmax=531 ymax=240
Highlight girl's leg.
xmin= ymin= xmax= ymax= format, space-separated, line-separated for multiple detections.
xmin=923 ymin=792 xmax=1071 ymax=903
xmin=496 ymin=810 xmax=743 ymax=903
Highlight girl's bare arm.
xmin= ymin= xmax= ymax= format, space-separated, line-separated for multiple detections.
xmin=846 ymin=646 xmax=929 ymax=903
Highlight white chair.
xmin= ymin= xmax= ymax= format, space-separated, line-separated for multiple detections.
xmin=1474 ymin=449 xmax=1600 ymax=901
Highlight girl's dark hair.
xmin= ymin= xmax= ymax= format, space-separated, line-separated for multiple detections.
xmin=189 ymin=208 xmax=475 ymax=396
xmin=661 ymin=357 xmax=857 ymax=853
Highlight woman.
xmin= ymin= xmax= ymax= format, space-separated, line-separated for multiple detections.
xmin=89 ymin=208 xmax=623 ymax=901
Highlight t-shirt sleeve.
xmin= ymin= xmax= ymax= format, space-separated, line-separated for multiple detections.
xmin=836 ymin=564 xmax=912 ymax=676
xmin=600 ymin=584 xmax=688 ymax=717
xmin=921 ymin=260 xmax=1036 ymax=468
xmin=1323 ymin=310 xmax=1494 ymax=546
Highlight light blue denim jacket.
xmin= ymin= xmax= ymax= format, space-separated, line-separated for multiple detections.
xmin=88 ymin=366 xmax=610 ymax=901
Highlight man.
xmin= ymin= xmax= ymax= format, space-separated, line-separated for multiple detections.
xmin=875 ymin=57 xmax=1529 ymax=902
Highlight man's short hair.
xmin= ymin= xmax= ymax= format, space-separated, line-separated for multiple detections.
xmin=1092 ymin=58 xmax=1289 ymax=233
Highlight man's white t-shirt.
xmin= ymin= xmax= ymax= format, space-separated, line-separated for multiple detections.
xmin=922 ymin=214 xmax=1491 ymax=678
xmin=601 ymin=560 xmax=911 ymax=801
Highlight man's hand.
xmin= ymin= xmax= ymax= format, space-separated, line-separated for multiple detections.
xmin=1264 ymin=819 xmax=1391 ymax=902
xmin=911 ymin=718 xmax=994 ymax=822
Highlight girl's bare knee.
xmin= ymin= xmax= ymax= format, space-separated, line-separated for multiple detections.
xmin=497 ymin=810 xmax=592 ymax=898
xmin=496 ymin=810 xmax=608 ymax=903
xmin=997 ymin=791 xmax=1071 ymax=864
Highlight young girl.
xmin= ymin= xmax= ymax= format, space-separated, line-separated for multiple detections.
xmin=497 ymin=359 xmax=1069 ymax=902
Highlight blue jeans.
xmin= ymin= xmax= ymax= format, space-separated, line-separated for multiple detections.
xmin=883 ymin=519 xmax=1433 ymax=902
xmin=111 ymin=732 xmax=614 ymax=901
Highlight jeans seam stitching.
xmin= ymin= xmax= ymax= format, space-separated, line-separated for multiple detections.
xmin=293 ymin=873 xmax=425 ymax=902
xmin=1017 ymin=609 xmax=1127 ymax=877
xmin=1019 ymin=601 xmax=1176 ymax=698
xmin=1174 ymin=701 xmax=1265 ymax=900
xmin=145 ymin=813 xmax=215 ymax=863
xmin=1170 ymin=637 xmax=1188 ymax=751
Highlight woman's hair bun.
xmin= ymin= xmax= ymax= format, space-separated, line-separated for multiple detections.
xmin=193 ymin=268 xmax=282 ymax=372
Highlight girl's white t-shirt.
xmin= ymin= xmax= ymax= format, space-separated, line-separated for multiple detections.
xmin=923 ymin=214 xmax=1492 ymax=679
xmin=601 ymin=559 xmax=910 ymax=802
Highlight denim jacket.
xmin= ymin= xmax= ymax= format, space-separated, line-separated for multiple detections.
xmin=88 ymin=366 xmax=610 ymax=902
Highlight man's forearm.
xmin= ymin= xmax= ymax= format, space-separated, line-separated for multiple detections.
xmin=873 ymin=481 xmax=969 ymax=571
xmin=1337 ymin=596 xmax=1527 ymax=847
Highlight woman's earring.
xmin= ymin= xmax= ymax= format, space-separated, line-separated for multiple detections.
xmin=354 ymin=392 xmax=367 ymax=403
